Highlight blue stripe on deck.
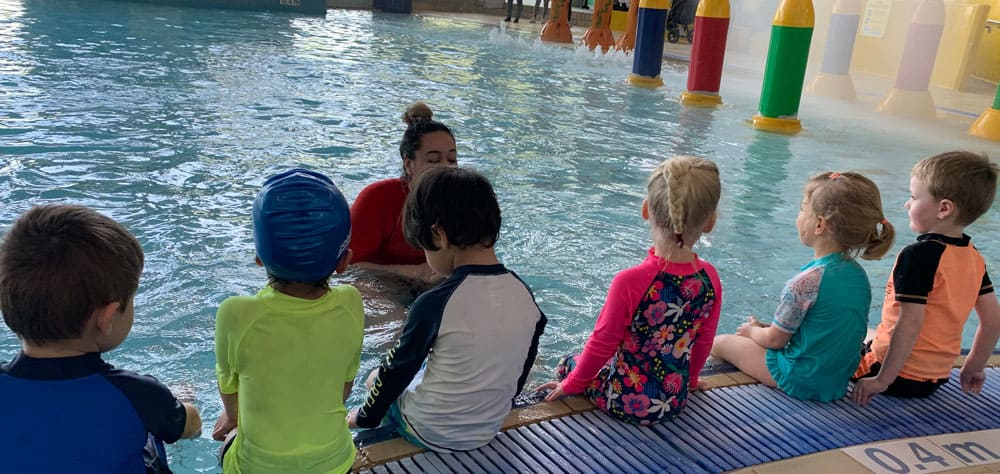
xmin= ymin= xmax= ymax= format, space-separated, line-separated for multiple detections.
xmin=363 ymin=367 xmax=1000 ymax=473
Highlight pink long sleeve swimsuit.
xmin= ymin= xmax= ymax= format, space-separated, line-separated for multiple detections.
xmin=558 ymin=248 xmax=722 ymax=425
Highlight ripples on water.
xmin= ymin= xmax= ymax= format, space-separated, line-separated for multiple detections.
xmin=1 ymin=0 xmax=998 ymax=470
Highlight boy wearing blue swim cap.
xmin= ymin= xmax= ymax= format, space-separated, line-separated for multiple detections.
xmin=213 ymin=169 xmax=364 ymax=474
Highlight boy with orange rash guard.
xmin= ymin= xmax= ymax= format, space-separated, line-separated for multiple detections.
xmin=851 ymin=151 xmax=1000 ymax=404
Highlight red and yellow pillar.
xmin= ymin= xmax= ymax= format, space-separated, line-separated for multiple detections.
xmin=751 ymin=0 xmax=814 ymax=134
xmin=680 ymin=0 xmax=730 ymax=106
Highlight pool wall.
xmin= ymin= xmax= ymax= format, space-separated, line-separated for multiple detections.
xmin=112 ymin=0 xmax=328 ymax=14
xmin=329 ymin=0 xmax=506 ymax=13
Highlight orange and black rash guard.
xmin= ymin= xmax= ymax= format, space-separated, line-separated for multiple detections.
xmin=872 ymin=233 xmax=993 ymax=381
xmin=349 ymin=178 xmax=426 ymax=265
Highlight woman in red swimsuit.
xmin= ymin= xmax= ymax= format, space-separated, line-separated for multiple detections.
xmin=348 ymin=102 xmax=458 ymax=283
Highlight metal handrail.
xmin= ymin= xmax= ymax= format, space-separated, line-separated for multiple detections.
xmin=988 ymin=19 xmax=999 ymax=32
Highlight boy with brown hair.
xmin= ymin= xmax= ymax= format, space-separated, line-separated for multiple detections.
xmin=851 ymin=151 xmax=1000 ymax=404
xmin=0 ymin=204 xmax=202 ymax=474
xmin=348 ymin=167 xmax=546 ymax=452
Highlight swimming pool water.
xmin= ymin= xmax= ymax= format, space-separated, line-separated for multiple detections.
xmin=1 ymin=1 xmax=998 ymax=471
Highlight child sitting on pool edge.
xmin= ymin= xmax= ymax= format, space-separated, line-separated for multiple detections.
xmin=213 ymin=169 xmax=364 ymax=473
xmin=851 ymin=151 xmax=1000 ymax=404
xmin=537 ymin=155 xmax=723 ymax=425
xmin=0 ymin=205 xmax=202 ymax=474
xmin=712 ymin=171 xmax=894 ymax=402
xmin=348 ymin=166 xmax=547 ymax=452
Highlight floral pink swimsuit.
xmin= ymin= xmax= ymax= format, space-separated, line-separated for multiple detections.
xmin=558 ymin=248 xmax=722 ymax=425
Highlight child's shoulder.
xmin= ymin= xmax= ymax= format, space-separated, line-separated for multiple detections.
xmin=895 ymin=234 xmax=959 ymax=266
xmin=53 ymin=356 xmax=176 ymax=405
xmin=218 ymin=293 xmax=262 ymax=312
xmin=330 ymin=282 xmax=361 ymax=294
xmin=410 ymin=266 xmax=531 ymax=310
xmin=215 ymin=292 xmax=271 ymax=329
xmin=102 ymin=365 xmax=174 ymax=395
xmin=329 ymin=283 xmax=364 ymax=307
xmin=697 ymin=256 xmax=720 ymax=275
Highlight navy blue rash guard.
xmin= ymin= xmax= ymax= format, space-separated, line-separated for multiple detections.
xmin=0 ymin=352 xmax=187 ymax=474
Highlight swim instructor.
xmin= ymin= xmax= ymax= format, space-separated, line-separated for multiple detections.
xmin=348 ymin=102 xmax=457 ymax=283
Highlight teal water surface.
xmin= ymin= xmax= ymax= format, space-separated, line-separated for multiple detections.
xmin=1 ymin=1 xmax=998 ymax=471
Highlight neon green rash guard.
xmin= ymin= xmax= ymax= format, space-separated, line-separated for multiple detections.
xmin=215 ymin=285 xmax=364 ymax=473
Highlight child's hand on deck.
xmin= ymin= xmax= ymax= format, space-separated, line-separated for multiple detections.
xmin=535 ymin=381 xmax=565 ymax=402
xmin=960 ymin=368 xmax=986 ymax=394
xmin=850 ymin=376 xmax=888 ymax=405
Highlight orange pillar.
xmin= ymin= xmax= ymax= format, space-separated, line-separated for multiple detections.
xmin=615 ymin=0 xmax=640 ymax=51
xmin=541 ymin=0 xmax=574 ymax=43
xmin=582 ymin=0 xmax=616 ymax=51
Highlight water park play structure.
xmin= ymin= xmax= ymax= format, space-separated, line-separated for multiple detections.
xmin=114 ymin=0 xmax=1000 ymax=140
xmin=526 ymin=0 xmax=1000 ymax=139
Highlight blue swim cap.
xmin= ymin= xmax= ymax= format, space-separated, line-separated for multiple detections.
xmin=253 ymin=168 xmax=351 ymax=282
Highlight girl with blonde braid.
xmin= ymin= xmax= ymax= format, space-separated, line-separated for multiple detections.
xmin=537 ymin=156 xmax=723 ymax=425
xmin=712 ymin=171 xmax=895 ymax=402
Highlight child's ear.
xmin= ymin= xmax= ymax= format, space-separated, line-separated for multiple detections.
xmin=334 ymin=249 xmax=352 ymax=274
xmin=91 ymin=302 xmax=121 ymax=336
xmin=702 ymin=211 xmax=717 ymax=233
xmin=431 ymin=224 xmax=449 ymax=249
xmin=254 ymin=256 xmax=264 ymax=267
xmin=937 ymin=198 xmax=955 ymax=221
xmin=641 ymin=199 xmax=650 ymax=221
xmin=814 ymin=216 xmax=829 ymax=235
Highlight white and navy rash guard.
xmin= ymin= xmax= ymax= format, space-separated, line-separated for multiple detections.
xmin=357 ymin=264 xmax=546 ymax=451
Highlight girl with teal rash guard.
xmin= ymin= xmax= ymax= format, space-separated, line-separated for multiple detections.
xmin=213 ymin=169 xmax=364 ymax=473
xmin=712 ymin=172 xmax=895 ymax=402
